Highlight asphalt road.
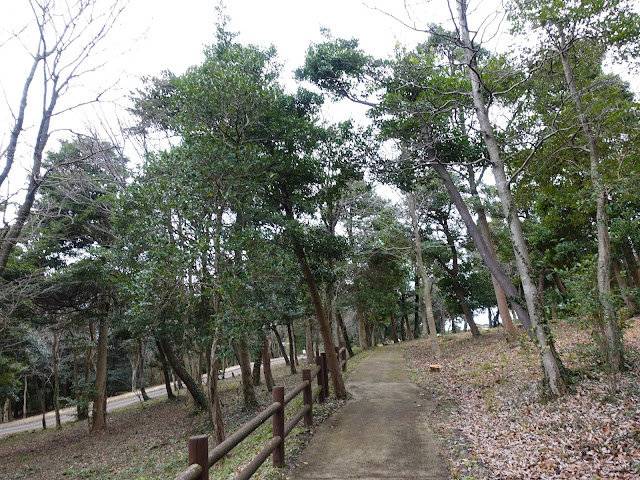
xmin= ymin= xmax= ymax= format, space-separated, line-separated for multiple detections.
xmin=0 ymin=356 xmax=293 ymax=437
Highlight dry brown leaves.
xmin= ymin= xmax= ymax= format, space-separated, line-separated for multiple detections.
xmin=407 ymin=319 xmax=640 ymax=480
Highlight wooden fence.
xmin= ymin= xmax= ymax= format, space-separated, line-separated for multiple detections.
xmin=174 ymin=343 xmax=348 ymax=480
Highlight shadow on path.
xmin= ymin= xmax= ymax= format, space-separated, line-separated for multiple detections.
xmin=291 ymin=343 xmax=449 ymax=479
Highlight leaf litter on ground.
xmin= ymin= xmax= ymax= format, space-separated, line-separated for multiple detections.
xmin=407 ymin=318 xmax=640 ymax=480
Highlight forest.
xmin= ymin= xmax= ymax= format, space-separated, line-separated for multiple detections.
xmin=1 ymin=0 xmax=640 ymax=471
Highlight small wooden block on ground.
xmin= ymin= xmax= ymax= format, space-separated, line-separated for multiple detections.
xmin=429 ymin=364 xmax=442 ymax=372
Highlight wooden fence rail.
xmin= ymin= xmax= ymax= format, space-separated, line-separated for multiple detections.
xmin=174 ymin=343 xmax=348 ymax=480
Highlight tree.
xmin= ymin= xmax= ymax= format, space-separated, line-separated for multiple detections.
xmin=297 ymin=26 xmax=569 ymax=395
xmin=0 ymin=0 xmax=128 ymax=278
xmin=509 ymin=0 xmax=640 ymax=377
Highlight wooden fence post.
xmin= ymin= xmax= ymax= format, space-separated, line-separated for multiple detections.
xmin=340 ymin=341 xmax=347 ymax=372
xmin=302 ymin=369 xmax=313 ymax=426
xmin=272 ymin=386 xmax=285 ymax=468
xmin=321 ymin=352 xmax=329 ymax=398
xmin=188 ymin=435 xmax=209 ymax=480
xmin=315 ymin=355 xmax=325 ymax=403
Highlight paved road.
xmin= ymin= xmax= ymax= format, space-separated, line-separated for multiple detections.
xmin=290 ymin=344 xmax=448 ymax=480
xmin=0 ymin=356 xmax=291 ymax=437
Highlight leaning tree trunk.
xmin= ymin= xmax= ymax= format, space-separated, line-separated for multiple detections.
xmin=455 ymin=0 xmax=566 ymax=396
xmin=337 ymin=312 xmax=355 ymax=357
xmin=451 ymin=279 xmax=480 ymax=337
xmin=160 ymin=340 xmax=207 ymax=410
xmin=407 ymin=192 xmax=441 ymax=358
xmin=271 ymin=326 xmax=290 ymax=365
xmin=282 ymin=192 xmax=346 ymax=398
xmin=468 ymin=165 xmax=517 ymax=337
xmin=292 ymin=240 xmax=346 ymax=398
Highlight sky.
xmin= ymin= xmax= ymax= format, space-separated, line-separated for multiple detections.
xmin=0 ymin=0 xmax=456 ymax=168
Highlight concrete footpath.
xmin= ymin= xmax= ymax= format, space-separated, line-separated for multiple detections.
xmin=290 ymin=344 xmax=449 ymax=480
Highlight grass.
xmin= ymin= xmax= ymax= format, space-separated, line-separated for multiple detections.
xmin=0 ymin=348 xmax=370 ymax=480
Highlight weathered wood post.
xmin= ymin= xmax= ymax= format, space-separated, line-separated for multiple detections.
xmin=340 ymin=341 xmax=347 ymax=372
xmin=315 ymin=355 xmax=325 ymax=403
xmin=272 ymin=386 xmax=285 ymax=468
xmin=302 ymin=369 xmax=313 ymax=426
xmin=321 ymin=352 xmax=329 ymax=398
xmin=188 ymin=435 xmax=209 ymax=480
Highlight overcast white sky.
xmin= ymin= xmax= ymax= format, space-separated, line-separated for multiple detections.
xmin=0 ymin=1 xmax=452 ymax=164
xmin=0 ymin=0 xmax=513 ymax=181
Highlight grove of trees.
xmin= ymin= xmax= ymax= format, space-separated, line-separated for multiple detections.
xmin=1 ymin=0 xmax=639 ymax=452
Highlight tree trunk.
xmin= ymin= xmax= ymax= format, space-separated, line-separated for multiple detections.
xmin=232 ymin=338 xmax=257 ymax=409
xmin=558 ymin=30 xmax=621 ymax=374
xmin=138 ymin=338 xmax=150 ymax=401
xmin=262 ymin=335 xmax=275 ymax=392
xmin=52 ymin=331 xmax=61 ymax=430
xmin=432 ymin=158 xmax=567 ymax=394
xmin=404 ymin=315 xmax=414 ymax=340
xmin=552 ymin=272 xmax=568 ymax=296
xmin=155 ymin=340 xmax=175 ymax=400
xmin=79 ymin=322 xmax=94 ymax=421
xmin=207 ymin=338 xmax=225 ymax=445
xmin=91 ymin=309 xmax=109 ymax=432
xmin=291 ymin=240 xmax=346 ymax=398
xmin=36 ymin=379 xmax=46 ymax=430
xmin=469 ymin=166 xmax=518 ymax=337
xmin=451 ymin=278 xmax=480 ymax=337
xmin=407 ymin=192 xmax=441 ymax=358
xmin=337 ymin=312 xmax=355 ymax=356
xmin=287 ymin=322 xmax=297 ymax=374
xmin=304 ymin=317 xmax=314 ymax=363
xmin=252 ymin=351 xmax=262 ymax=386
xmin=130 ymin=345 xmax=140 ymax=393
xmin=325 ymin=275 xmax=339 ymax=345
xmin=454 ymin=0 xmax=566 ymax=396
xmin=413 ymin=273 xmax=421 ymax=338
xmin=23 ymin=375 xmax=27 ymax=420
xmin=357 ymin=309 xmax=368 ymax=350
xmin=614 ymin=259 xmax=638 ymax=312
xmin=622 ymin=241 xmax=640 ymax=288
xmin=538 ymin=272 xmax=546 ymax=307
xmin=271 ymin=326 xmax=290 ymax=365
xmin=390 ymin=312 xmax=399 ymax=343
xmin=160 ymin=340 xmax=207 ymax=409
xmin=71 ymin=336 xmax=82 ymax=418
xmin=305 ymin=317 xmax=314 ymax=364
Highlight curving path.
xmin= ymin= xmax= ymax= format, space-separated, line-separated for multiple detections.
xmin=290 ymin=344 xmax=449 ymax=480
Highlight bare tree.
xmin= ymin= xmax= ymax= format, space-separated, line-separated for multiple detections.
xmin=0 ymin=0 xmax=128 ymax=278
